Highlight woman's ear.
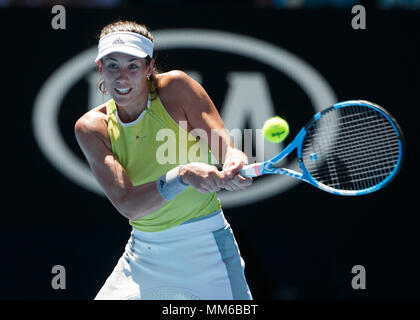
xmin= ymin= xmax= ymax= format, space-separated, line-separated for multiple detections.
xmin=147 ymin=58 xmax=155 ymax=75
xmin=98 ymin=60 xmax=103 ymax=73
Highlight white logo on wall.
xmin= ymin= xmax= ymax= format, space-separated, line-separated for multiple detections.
xmin=32 ymin=29 xmax=336 ymax=208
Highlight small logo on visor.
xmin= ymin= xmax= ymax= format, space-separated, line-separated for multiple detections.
xmin=112 ymin=37 xmax=125 ymax=45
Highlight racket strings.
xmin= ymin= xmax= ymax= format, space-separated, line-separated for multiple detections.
xmin=301 ymin=105 xmax=401 ymax=191
xmin=328 ymin=107 xmax=398 ymax=190
xmin=306 ymin=127 xmax=398 ymax=160
xmin=305 ymin=130 xmax=399 ymax=167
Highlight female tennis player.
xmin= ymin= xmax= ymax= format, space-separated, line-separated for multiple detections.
xmin=74 ymin=21 xmax=253 ymax=300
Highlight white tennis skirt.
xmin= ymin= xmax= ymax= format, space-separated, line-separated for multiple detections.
xmin=94 ymin=210 xmax=252 ymax=300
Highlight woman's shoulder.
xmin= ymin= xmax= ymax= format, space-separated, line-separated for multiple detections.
xmin=157 ymin=70 xmax=197 ymax=93
xmin=75 ymin=104 xmax=108 ymax=128
xmin=157 ymin=70 xmax=204 ymax=105
xmin=74 ymin=103 xmax=110 ymax=146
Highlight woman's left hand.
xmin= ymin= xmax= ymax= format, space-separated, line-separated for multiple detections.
xmin=222 ymin=151 xmax=253 ymax=191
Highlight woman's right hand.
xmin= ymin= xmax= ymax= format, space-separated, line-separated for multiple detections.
xmin=179 ymin=163 xmax=225 ymax=194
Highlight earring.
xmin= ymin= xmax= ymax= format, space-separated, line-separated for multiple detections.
xmin=146 ymin=74 xmax=150 ymax=80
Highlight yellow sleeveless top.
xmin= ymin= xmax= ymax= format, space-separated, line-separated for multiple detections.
xmin=106 ymin=94 xmax=221 ymax=232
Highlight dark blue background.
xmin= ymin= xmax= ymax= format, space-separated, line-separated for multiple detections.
xmin=1 ymin=6 xmax=418 ymax=299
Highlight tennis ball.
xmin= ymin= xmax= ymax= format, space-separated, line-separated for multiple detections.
xmin=263 ymin=116 xmax=289 ymax=143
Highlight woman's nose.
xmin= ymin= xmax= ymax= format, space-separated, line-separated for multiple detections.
xmin=116 ymin=68 xmax=128 ymax=80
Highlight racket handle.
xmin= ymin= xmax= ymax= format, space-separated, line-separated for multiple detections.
xmin=239 ymin=163 xmax=263 ymax=178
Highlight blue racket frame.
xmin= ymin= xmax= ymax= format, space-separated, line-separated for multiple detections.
xmin=240 ymin=100 xmax=404 ymax=196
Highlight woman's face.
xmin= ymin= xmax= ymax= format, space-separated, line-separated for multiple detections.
xmin=101 ymin=52 xmax=154 ymax=108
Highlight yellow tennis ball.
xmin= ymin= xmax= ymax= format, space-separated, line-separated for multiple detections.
xmin=263 ymin=116 xmax=289 ymax=143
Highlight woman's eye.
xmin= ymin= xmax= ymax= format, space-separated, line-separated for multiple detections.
xmin=128 ymin=64 xmax=138 ymax=69
xmin=107 ymin=63 xmax=117 ymax=69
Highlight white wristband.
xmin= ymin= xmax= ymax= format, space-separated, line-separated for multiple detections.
xmin=156 ymin=165 xmax=189 ymax=201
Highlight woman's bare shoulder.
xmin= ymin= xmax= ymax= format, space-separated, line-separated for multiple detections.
xmin=157 ymin=70 xmax=204 ymax=106
xmin=74 ymin=103 xmax=110 ymax=147
xmin=156 ymin=70 xmax=196 ymax=93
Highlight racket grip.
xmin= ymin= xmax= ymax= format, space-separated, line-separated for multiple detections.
xmin=239 ymin=163 xmax=263 ymax=178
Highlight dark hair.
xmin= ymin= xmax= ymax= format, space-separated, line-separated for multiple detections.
xmin=97 ymin=20 xmax=160 ymax=99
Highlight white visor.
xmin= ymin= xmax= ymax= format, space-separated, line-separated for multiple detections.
xmin=95 ymin=31 xmax=153 ymax=63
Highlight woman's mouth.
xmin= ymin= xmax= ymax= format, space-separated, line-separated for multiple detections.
xmin=114 ymin=88 xmax=132 ymax=95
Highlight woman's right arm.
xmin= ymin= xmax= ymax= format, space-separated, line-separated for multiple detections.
xmin=75 ymin=112 xmax=168 ymax=221
xmin=74 ymin=111 xmax=224 ymax=221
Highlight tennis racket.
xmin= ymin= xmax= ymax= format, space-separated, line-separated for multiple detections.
xmin=240 ymin=100 xmax=404 ymax=196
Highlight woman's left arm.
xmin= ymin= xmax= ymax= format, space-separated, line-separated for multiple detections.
xmin=160 ymin=70 xmax=252 ymax=191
